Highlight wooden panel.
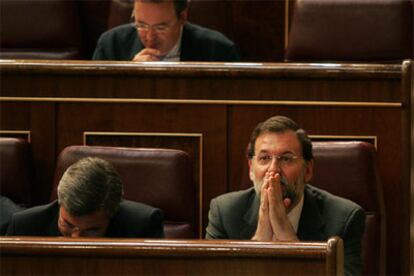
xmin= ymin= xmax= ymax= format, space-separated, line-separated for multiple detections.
xmin=0 ymin=59 xmax=411 ymax=275
xmin=0 ymin=237 xmax=343 ymax=275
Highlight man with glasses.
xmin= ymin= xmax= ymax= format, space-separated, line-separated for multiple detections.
xmin=6 ymin=157 xmax=164 ymax=238
xmin=93 ymin=0 xmax=239 ymax=61
xmin=206 ymin=115 xmax=365 ymax=276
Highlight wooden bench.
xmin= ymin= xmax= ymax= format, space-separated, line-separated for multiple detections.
xmin=0 ymin=236 xmax=343 ymax=275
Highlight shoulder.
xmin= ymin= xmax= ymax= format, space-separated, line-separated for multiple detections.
xmin=305 ymin=185 xmax=365 ymax=225
xmin=306 ymin=185 xmax=363 ymax=211
xmin=210 ymin=187 xmax=256 ymax=214
xmin=97 ymin=24 xmax=137 ymax=43
xmin=0 ymin=196 xmax=21 ymax=214
xmin=119 ymin=200 xmax=161 ymax=214
xmin=11 ymin=201 xmax=58 ymax=221
xmin=116 ymin=200 xmax=163 ymax=223
xmin=108 ymin=200 xmax=164 ymax=238
xmin=184 ymin=23 xmax=235 ymax=46
xmin=6 ymin=201 xmax=59 ymax=235
xmin=0 ymin=196 xmax=23 ymax=235
xmin=181 ymin=23 xmax=239 ymax=61
xmin=93 ymin=24 xmax=141 ymax=60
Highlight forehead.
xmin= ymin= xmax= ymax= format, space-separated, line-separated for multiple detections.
xmin=60 ymin=207 xmax=109 ymax=227
xmin=134 ymin=1 xmax=176 ymax=23
xmin=255 ymin=130 xmax=301 ymax=154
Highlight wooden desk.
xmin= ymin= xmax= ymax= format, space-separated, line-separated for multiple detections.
xmin=0 ymin=237 xmax=343 ymax=275
xmin=0 ymin=59 xmax=411 ymax=274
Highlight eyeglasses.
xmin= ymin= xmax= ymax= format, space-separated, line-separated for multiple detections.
xmin=254 ymin=153 xmax=302 ymax=168
xmin=133 ymin=20 xmax=177 ymax=34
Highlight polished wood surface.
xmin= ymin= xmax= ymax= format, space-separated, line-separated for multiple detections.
xmin=0 ymin=59 xmax=411 ymax=275
xmin=0 ymin=236 xmax=343 ymax=275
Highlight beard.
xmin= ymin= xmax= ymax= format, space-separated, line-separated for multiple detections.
xmin=252 ymin=170 xmax=306 ymax=208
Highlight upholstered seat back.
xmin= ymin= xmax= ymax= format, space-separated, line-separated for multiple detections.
xmin=0 ymin=0 xmax=83 ymax=59
xmin=286 ymin=0 xmax=413 ymax=62
xmin=311 ymin=142 xmax=385 ymax=275
xmin=51 ymin=146 xmax=197 ymax=238
xmin=0 ymin=138 xmax=33 ymax=206
xmin=240 ymin=141 xmax=385 ymax=275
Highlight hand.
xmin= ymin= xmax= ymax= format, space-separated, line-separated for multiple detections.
xmin=267 ymin=172 xmax=298 ymax=241
xmin=132 ymin=48 xmax=161 ymax=61
xmin=252 ymin=180 xmax=273 ymax=241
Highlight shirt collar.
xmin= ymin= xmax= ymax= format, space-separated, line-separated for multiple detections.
xmin=288 ymin=194 xmax=304 ymax=233
xmin=161 ymin=27 xmax=182 ymax=61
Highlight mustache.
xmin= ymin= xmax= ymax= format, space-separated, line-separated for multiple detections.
xmin=279 ymin=174 xmax=289 ymax=188
xmin=253 ymin=174 xmax=289 ymax=195
xmin=279 ymin=175 xmax=295 ymax=200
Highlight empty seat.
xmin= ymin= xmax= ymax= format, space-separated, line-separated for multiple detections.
xmin=286 ymin=0 xmax=413 ymax=62
xmin=0 ymin=137 xmax=33 ymax=207
xmin=240 ymin=141 xmax=385 ymax=275
xmin=50 ymin=145 xmax=197 ymax=238
xmin=0 ymin=0 xmax=83 ymax=59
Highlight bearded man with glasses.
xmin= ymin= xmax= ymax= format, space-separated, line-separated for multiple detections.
xmin=93 ymin=0 xmax=239 ymax=62
xmin=206 ymin=115 xmax=365 ymax=276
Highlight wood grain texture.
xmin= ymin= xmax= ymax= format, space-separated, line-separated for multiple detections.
xmin=0 ymin=59 xmax=411 ymax=275
xmin=0 ymin=237 xmax=343 ymax=275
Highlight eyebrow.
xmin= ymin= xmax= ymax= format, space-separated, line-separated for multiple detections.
xmin=62 ymin=218 xmax=75 ymax=228
xmin=257 ymin=150 xmax=295 ymax=155
xmin=137 ymin=20 xmax=169 ymax=27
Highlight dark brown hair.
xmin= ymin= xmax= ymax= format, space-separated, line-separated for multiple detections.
xmin=247 ymin=116 xmax=313 ymax=161
xmin=137 ymin=0 xmax=188 ymax=17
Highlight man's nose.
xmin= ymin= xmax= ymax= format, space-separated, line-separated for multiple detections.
xmin=268 ymin=157 xmax=281 ymax=173
xmin=145 ymin=28 xmax=157 ymax=40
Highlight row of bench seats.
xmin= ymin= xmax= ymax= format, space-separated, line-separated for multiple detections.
xmin=0 ymin=0 xmax=412 ymax=61
xmin=0 ymin=136 xmax=385 ymax=274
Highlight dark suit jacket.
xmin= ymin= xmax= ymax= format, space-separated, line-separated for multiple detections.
xmin=0 ymin=195 xmax=23 ymax=235
xmin=92 ymin=22 xmax=240 ymax=61
xmin=206 ymin=185 xmax=365 ymax=276
xmin=6 ymin=199 xmax=164 ymax=238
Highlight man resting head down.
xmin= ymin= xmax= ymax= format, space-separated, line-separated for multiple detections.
xmin=7 ymin=157 xmax=164 ymax=238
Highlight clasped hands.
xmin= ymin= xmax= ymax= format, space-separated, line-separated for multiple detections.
xmin=133 ymin=48 xmax=162 ymax=61
xmin=252 ymin=171 xmax=299 ymax=242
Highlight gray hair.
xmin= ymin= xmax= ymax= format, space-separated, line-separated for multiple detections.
xmin=57 ymin=157 xmax=123 ymax=217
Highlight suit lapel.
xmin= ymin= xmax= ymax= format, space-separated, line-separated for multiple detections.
xmin=239 ymin=190 xmax=260 ymax=239
xmin=297 ymin=186 xmax=325 ymax=241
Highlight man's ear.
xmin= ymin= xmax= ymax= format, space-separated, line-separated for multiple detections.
xmin=304 ymin=159 xmax=314 ymax=183
xmin=179 ymin=8 xmax=189 ymax=22
xmin=248 ymin=159 xmax=254 ymax=181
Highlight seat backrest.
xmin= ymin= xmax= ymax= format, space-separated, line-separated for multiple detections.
xmin=51 ymin=145 xmax=197 ymax=238
xmin=240 ymin=141 xmax=385 ymax=275
xmin=285 ymin=0 xmax=413 ymax=62
xmin=107 ymin=0 xmax=134 ymax=29
xmin=311 ymin=142 xmax=385 ymax=275
xmin=0 ymin=138 xmax=33 ymax=206
xmin=0 ymin=0 xmax=83 ymax=59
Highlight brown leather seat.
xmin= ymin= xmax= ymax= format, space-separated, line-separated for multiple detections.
xmin=0 ymin=138 xmax=33 ymax=207
xmin=286 ymin=0 xmax=413 ymax=62
xmin=0 ymin=0 xmax=83 ymax=59
xmin=240 ymin=141 xmax=385 ymax=275
xmin=50 ymin=145 xmax=197 ymax=238
xmin=107 ymin=0 xmax=134 ymax=29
